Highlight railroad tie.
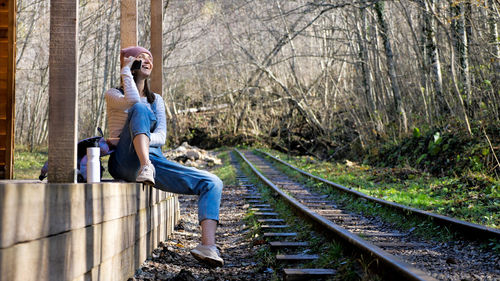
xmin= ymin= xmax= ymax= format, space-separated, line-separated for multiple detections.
xmin=253 ymin=204 xmax=271 ymax=208
xmin=276 ymin=254 xmax=319 ymax=263
xmin=374 ymin=242 xmax=427 ymax=248
xmin=269 ymin=241 xmax=309 ymax=249
xmin=249 ymin=208 xmax=274 ymax=212
xmin=258 ymin=218 xmax=286 ymax=223
xmin=254 ymin=212 xmax=279 ymax=216
xmin=303 ymin=200 xmax=330 ymax=204
xmin=263 ymin=232 xmax=297 ymax=238
xmin=248 ymin=200 xmax=263 ymax=204
xmin=359 ymin=232 xmax=407 ymax=238
xmin=260 ymin=224 xmax=289 ymax=229
xmin=283 ymin=268 xmax=337 ymax=281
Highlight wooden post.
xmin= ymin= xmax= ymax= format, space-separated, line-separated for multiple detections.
xmin=0 ymin=0 xmax=16 ymax=179
xmin=5 ymin=0 xmax=15 ymax=179
xmin=121 ymin=0 xmax=138 ymax=49
xmin=150 ymin=0 xmax=163 ymax=96
xmin=48 ymin=0 xmax=78 ymax=183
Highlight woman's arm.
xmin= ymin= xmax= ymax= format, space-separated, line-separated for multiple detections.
xmin=105 ymin=59 xmax=141 ymax=108
xmin=150 ymin=94 xmax=167 ymax=146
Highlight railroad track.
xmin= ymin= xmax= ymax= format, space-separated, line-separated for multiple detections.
xmin=234 ymin=149 xmax=500 ymax=281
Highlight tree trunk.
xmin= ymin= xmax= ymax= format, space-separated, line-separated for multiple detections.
xmin=451 ymin=1 xmax=472 ymax=111
xmin=423 ymin=0 xmax=446 ymax=116
xmin=357 ymin=7 xmax=375 ymax=116
xmin=374 ymin=1 xmax=407 ymax=132
xmin=489 ymin=0 xmax=500 ymax=82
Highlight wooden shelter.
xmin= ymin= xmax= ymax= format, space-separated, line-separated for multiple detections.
xmin=0 ymin=0 xmax=15 ymax=179
xmin=0 ymin=1 xmax=179 ymax=281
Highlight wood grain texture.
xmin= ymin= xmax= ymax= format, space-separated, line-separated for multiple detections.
xmin=121 ymin=0 xmax=137 ymax=49
xmin=150 ymin=0 xmax=163 ymax=96
xmin=48 ymin=0 xmax=78 ymax=183
xmin=4 ymin=0 xmax=14 ymax=179
xmin=0 ymin=182 xmax=179 ymax=281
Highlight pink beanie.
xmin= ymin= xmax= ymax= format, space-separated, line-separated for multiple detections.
xmin=120 ymin=46 xmax=152 ymax=67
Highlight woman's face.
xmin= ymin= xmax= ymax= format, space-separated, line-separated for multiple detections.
xmin=135 ymin=52 xmax=153 ymax=77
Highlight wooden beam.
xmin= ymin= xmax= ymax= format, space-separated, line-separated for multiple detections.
xmin=2 ymin=0 xmax=14 ymax=179
xmin=150 ymin=0 xmax=163 ymax=95
xmin=121 ymin=0 xmax=137 ymax=49
xmin=48 ymin=0 xmax=78 ymax=183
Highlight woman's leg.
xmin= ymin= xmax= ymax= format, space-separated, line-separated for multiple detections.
xmin=109 ymin=103 xmax=156 ymax=181
xmin=201 ymin=219 xmax=217 ymax=246
xmin=149 ymin=148 xmax=223 ymax=243
xmin=133 ymin=134 xmax=151 ymax=166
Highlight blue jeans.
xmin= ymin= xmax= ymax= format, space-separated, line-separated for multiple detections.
xmin=108 ymin=103 xmax=223 ymax=223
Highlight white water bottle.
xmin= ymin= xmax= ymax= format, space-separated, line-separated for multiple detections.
xmin=87 ymin=143 xmax=100 ymax=183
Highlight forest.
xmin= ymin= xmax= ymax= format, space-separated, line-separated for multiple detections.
xmin=14 ymin=0 xmax=500 ymax=174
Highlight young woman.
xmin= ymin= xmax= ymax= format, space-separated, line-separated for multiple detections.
xmin=105 ymin=46 xmax=224 ymax=267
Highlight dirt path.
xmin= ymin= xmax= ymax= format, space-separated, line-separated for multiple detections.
xmin=131 ymin=182 xmax=272 ymax=281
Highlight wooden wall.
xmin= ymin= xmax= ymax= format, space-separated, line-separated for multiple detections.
xmin=0 ymin=182 xmax=180 ymax=281
xmin=0 ymin=0 xmax=15 ymax=179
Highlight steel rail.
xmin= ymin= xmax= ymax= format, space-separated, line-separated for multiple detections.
xmin=256 ymin=149 xmax=500 ymax=241
xmin=235 ymin=149 xmax=437 ymax=281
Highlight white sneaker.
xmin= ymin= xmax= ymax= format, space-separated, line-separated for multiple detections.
xmin=190 ymin=244 xmax=224 ymax=267
xmin=136 ymin=163 xmax=155 ymax=185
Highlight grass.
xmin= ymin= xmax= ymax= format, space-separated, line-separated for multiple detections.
xmin=257 ymin=148 xmax=500 ymax=229
xmin=210 ymin=149 xmax=237 ymax=186
xmin=14 ymin=146 xmax=47 ymax=179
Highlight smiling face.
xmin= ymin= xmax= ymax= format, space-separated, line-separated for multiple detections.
xmin=135 ymin=52 xmax=154 ymax=78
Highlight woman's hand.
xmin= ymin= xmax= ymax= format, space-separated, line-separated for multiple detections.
xmin=123 ymin=56 xmax=137 ymax=69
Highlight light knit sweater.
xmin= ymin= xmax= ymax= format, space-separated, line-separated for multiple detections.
xmin=105 ymin=66 xmax=166 ymax=147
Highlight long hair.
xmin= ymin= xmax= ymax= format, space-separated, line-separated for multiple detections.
xmin=132 ymin=74 xmax=156 ymax=104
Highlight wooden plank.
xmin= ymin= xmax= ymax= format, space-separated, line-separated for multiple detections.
xmin=253 ymin=204 xmax=271 ymax=208
xmin=0 ymin=149 xmax=5 ymax=165
xmin=249 ymin=208 xmax=274 ymax=212
xmin=269 ymin=241 xmax=309 ymax=248
xmin=261 ymin=224 xmax=289 ymax=229
xmin=284 ymin=268 xmax=336 ymax=281
xmin=0 ymin=202 xmax=170 ymax=281
xmin=0 ymin=182 xmax=176 ymax=249
xmin=254 ymin=212 xmax=279 ymax=216
xmin=120 ymin=0 xmax=137 ymax=49
xmin=150 ymin=0 xmax=163 ymax=95
xmin=0 ymin=102 xmax=6 ymax=118
xmin=374 ymin=242 xmax=426 ymax=248
xmin=257 ymin=218 xmax=285 ymax=223
xmin=0 ymin=60 xmax=6 ymax=73
xmin=0 ymin=0 xmax=6 ymax=10
xmin=0 ymin=12 xmax=6 ymax=26
xmin=263 ymin=232 xmax=297 ymax=237
xmin=0 ymin=134 xmax=6 ymax=148
xmin=0 ymin=78 xmax=6 ymax=89
xmin=0 ymin=43 xmax=6 ymax=57
xmin=0 ymin=120 xmax=5 ymax=134
xmin=276 ymin=255 xmax=319 ymax=262
xmin=359 ymin=232 xmax=407 ymax=238
xmin=48 ymin=0 xmax=78 ymax=182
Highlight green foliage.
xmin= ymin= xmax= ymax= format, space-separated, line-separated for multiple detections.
xmin=365 ymin=124 xmax=500 ymax=178
xmin=14 ymin=147 xmax=47 ymax=179
xmin=259 ymin=147 xmax=499 ymax=229
xmin=211 ymin=151 xmax=237 ymax=185
xmin=413 ymin=127 xmax=421 ymax=138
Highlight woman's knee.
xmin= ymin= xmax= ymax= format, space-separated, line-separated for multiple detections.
xmin=128 ymin=102 xmax=149 ymax=116
xmin=209 ymin=175 xmax=223 ymax=193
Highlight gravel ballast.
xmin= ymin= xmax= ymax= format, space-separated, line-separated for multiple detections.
xmin=131 ymin=182 xmax=272 ymax=281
